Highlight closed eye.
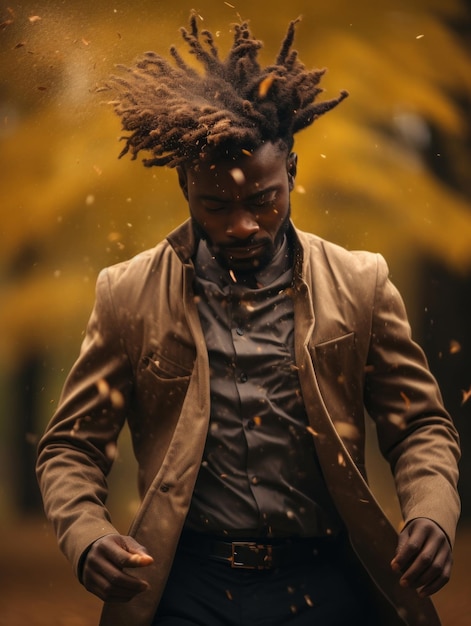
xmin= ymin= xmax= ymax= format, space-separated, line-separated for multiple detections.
xmin=200 ymin=189 xmax=279 ymax=212
xmin=243 ymin=186 xmax=278 ymax=208
xmin=205 ymin=206 xmax=225 ymax=213
xmin=251 ymin=193 xmax=277 ymax=209
xmin=202 ymin=200 xmax=228 ymax=213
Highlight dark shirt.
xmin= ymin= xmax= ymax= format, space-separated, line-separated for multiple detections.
xmin=185 ymin=238 xmax=342 ymax=538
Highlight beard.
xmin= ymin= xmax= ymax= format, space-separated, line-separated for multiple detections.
xmin=191 ymin=208 xmax=291 ymax=275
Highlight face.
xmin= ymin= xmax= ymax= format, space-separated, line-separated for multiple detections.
xmin=177 ymin=141 xmax=297 ymax=273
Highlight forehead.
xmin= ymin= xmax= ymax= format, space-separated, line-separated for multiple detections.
xmin=186 ymin=142 xmax=289 ymax=195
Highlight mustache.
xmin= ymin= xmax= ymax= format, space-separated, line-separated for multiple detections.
xmin=191 ymin=220 xmax=266 ymax=250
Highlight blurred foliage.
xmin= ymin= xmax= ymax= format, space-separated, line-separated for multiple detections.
xmin=1 ymin=0 xmax=471 ymax=365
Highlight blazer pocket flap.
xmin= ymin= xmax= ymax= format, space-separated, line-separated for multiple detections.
xmin=141 ymin=352 xmax=193 ymax=380
xmin=310 ymin=332 xmax=356 ymax=378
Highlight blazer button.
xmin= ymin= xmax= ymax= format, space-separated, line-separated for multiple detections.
xmin=160 ymin=484 xmax=170 ymax=493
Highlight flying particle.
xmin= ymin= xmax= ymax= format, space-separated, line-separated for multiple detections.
xmin=229 ymin=168 xmax=245 ymax=184
xmin=449 ymin=340 xmax=461 ymax=354
xmin=258 ymin=74 xmax=275 ymax=98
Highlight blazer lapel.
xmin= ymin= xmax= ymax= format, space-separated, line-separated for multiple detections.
xmin=100 ymin=264 xmax=211 ymax=626
xmin=293 ymin=250 xmax=440 ymax=626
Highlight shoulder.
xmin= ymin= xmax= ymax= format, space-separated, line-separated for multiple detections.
xmin=100 ymin=219 xmax=194 ymax=293
xmin=294 ymin=227 xmax=389 ymax=284
xmin=103 ymin=239 xmax=172 ymax=281
xmin=99 ymin=236 xmax=182 ymax=295
xmin=90 ymin=239 xmax=180 ymax=323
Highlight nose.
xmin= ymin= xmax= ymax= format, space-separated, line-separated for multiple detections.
xmin=226 ymin=207 xmax=259 ymax=239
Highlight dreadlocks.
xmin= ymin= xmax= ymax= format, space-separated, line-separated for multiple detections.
xmin=109 ymin=13 xmax=348 ymax=167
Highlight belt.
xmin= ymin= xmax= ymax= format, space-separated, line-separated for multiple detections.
xmin=178 ymin=532 xmax=338 ymax=570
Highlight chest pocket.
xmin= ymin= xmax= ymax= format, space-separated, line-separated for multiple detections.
xmin=309 ymin=332 xmax=364 ymax=420
xmin=142 ymin=351 xmax=194 ymax=379
xmin=310 ymin=332 xmax=356 ymax=383
xmin=133 ymin=347 xmax=194 ymax=427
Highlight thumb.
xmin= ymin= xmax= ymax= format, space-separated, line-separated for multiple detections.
xmin=391 ymin=525 xmax=410 ymax=572
xmin=121 ymin=537 xmax=154 ymax=568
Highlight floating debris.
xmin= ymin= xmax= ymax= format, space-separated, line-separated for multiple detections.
xmin=449 ymin=340 xmax=461 ymax=354
xmin=337 ymin=452 xmax=347 ymax=467
xmin=105 ymin=442 xmax=118 ymax=460
xmin=461 ymin=386 xmax=471 ymax=406
xmin=258 ymin=74 xmax=275 ymax=98
xmin=335 ymin=422 xmax=360 ymax=440
xmin=96 ymin=379 xmax=110 ymax=397
xmin=400 ymin=391 xmax=411 ymax=409
xmin=0 ymin=20 xmax=14 ymax=31
xmin=229 ymin=167 xmax=245 ymax=184
xmin=110 ymin=388 xmax=125 ymax=409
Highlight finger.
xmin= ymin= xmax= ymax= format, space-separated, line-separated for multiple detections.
xmin=418 ymin=563 xmax=451 ymax=597
xmin=391 ymin=533 xmax=425 ymax=574
xmin=82 ymin=535 xmax=152 ymax=601
xmin=94 ymin=535 xmax=153 ymax=569
xmin=85 ymin=564 xmax=150 ymax=601
xmin=397 ymin=547 xmax=438 ymax=588
xmin=391 ymin=518 xmax=436 ymax=573
xmin=401 ymin=545 xmax=451 ymax=594
xmin=117 ymin=537 xmax=154 ymax=568
xmin=126 ymin=551 xmax=154 ymax=568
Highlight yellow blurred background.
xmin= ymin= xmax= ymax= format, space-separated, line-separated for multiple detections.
xmin=1 ymin=0 xmax=470 ymax=624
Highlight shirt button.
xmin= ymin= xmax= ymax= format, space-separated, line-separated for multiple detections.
xmin=235 ymin=327 xmax=244 ymax=336
xmin=247 ymin=419 xmax=255 ymax=430
xmin=251 ymin=476 xmax=259 ymax=485
xmin=239 ymin=372 xmax=248 ymax=383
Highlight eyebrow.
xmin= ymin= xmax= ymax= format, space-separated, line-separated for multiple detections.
xmin=198 ymin=186 xmax=279 ymax=203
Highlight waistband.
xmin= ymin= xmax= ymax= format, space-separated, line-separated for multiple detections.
xmin=178 ymin=531 xmax=340 ymax=570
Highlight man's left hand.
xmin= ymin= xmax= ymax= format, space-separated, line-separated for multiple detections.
xmin=391 ymin=517 xmax=453 ymax=597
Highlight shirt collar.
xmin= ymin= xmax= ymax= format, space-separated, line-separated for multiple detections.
xmin=195 ymin=236 xmax=292 ymax=289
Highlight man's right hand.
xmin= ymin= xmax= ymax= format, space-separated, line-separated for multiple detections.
xmin=82 ymin=534 xmax=154 ymax=602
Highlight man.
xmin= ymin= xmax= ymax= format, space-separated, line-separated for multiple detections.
xmin=37 ymin=14 xmax=460 ymax=626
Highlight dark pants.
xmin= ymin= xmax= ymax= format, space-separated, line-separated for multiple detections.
xmin=153 ymin=538 xmax=378 ymax=626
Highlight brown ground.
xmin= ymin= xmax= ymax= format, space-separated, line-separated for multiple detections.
xmin=1 ymin=518 xmax=469 ymax=625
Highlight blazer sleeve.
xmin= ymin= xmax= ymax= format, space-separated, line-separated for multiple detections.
xmin=36 ymin=268 xmax=133 ymax=577
xmin=364 ymin=255 xmax=460 ymax=545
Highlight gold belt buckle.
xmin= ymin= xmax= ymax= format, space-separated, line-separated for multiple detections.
xmin=230 ymin=541 xmax=273 ymax=569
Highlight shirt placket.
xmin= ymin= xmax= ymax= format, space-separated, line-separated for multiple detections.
xmin=230 ymin=290 xmax=272 ymax=530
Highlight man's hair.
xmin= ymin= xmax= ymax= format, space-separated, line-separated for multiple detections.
xmin=108 ymin=13 xmax=348 ymax=167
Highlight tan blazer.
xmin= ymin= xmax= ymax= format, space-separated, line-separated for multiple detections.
xmin=37 ymin=220 xmax=460 ymax=626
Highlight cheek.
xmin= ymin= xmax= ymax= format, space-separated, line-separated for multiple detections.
xmin=193 ymin=213 xmax=226 ymax=242
xmin=263 ymin=206 xmax=288 ymax=236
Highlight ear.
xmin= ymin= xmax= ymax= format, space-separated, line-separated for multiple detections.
xmin=287 ymin=152 xmax=298 ymax=191
xmin=176 ymin=165 xmax=189 ymax=200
